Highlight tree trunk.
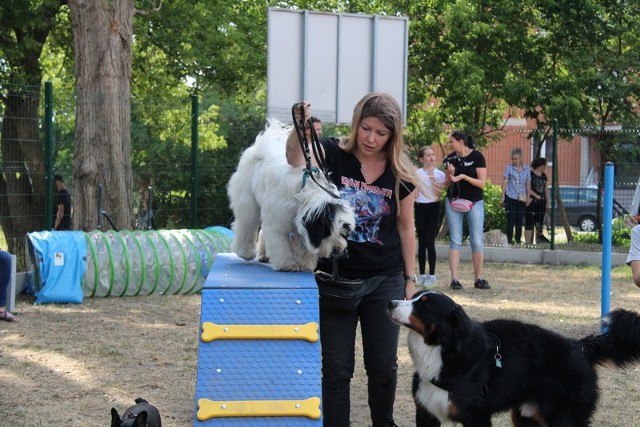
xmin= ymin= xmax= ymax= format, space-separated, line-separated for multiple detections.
xmin=69 ymin=0 xmax=134 ymax=231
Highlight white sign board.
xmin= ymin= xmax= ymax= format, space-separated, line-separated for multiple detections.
xmin=267 ymin=8 xmax=408 ymax=124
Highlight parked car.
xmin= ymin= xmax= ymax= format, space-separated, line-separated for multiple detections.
xmin=550 ymin=185 xmax=599 ymax=232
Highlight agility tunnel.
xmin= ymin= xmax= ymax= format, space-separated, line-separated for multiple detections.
xmin=194 ymin=253 xmax=322 ymax=426
xmin=26 ymin=227 xmax=233 ymax=304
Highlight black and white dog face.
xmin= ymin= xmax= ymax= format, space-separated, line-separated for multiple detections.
xmin=296 ymin=176 xmax=355 ymax=259
xmin=387 ymin=290 xmax=472 ymax=350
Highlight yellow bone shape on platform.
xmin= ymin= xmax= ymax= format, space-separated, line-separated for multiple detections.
xmin=197 ymin=397 xmax=322 ymax=420
xmin=201 ymin=321 xmax=319 ymax=342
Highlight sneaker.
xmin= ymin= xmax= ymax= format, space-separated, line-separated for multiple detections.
xmin=474 ymin=278 xmax=491 ymax=289
xmin=423 ymin=275 xmax=437 ymax=287
xmin=417 ymin=274 xmax=427 ymax=286
xmin=536 ymin=234 xmax=550 ymax=243
xmin=450 ymin=280 xmax=463 ymax=290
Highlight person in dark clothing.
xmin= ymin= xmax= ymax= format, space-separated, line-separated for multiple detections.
xmin=287 ymin=93 xmax=420 ymax=427
xmin=525 ymin=157 xmax=550 ymax=244
xmin=54 ymin=174 xmax=72 ymax=230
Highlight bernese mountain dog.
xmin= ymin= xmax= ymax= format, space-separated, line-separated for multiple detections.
xmin=387 ymin=290 xmax=640 ymax=426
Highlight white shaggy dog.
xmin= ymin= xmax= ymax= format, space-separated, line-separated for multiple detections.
xmin=227 ymin=119 xmax=356 ymax=272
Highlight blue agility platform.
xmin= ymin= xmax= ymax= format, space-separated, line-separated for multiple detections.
xmin=194 ymin=253 xmax=322 ymax=426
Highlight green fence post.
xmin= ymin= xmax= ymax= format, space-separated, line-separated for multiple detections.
xmin=44 ymin=81 xmax=54 ymax=230
xmin=190 ymin=94 xmax=199 ymax=228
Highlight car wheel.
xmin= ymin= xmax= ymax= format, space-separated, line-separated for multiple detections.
xmin=578 ymin=216 xmax=597 ymax=232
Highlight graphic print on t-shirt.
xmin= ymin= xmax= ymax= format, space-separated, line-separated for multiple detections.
xmin=340 ymin=177 xmax=392 ymax=245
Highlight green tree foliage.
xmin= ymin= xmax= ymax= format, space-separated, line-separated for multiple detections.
xmin=401 ymin=0 xmax=540 ymax=146
xmin=400 ymin=0 xmax=639 ymax=157
xmin=3 ymin=0 xmax=640 ymax=237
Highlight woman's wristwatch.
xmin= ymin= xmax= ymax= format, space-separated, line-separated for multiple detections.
xmin=404 ymin=274 xmax=417 ymax=283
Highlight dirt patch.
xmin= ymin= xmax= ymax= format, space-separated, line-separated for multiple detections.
xmin=1 ymin=261 xmax=640 ymax=426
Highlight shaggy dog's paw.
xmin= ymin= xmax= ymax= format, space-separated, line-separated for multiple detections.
xmin=258 ymin=255 xmax=270 ymax=263
xmin=234 ymin=247 xmax=256 ymax=261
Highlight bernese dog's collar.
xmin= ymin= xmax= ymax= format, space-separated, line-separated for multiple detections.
xmin=432 ymin=378 xmax=488 ymax=398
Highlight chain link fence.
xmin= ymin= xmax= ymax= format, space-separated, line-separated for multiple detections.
xmin=2 ymin=83 xmax=640 ymax=267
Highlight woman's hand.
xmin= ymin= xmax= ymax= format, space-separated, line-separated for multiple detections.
xmin=450 ymin=173 xmax=466 ymax=183
xmin=405 ymin=281 xmax=416 ymax=300
xmin=292 ymin=101 xmax=311 ymax=124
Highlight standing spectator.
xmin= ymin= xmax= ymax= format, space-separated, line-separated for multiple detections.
xmin=287 ymin=93 xmax=419 ymax=427
xmin=627 ymin=224 xmax=640 ymax=287
xmin=525 ymin=157 xmax=550 ymax=244
xmin=0 ymin=249 xmax=20 ymax=322
xmin=415 ymin=146 xmax=445 ymax=287
xmin=310 ymin=116 xmax=322 ymax=137
xmin=501 ymin=148 xmax=530 ymax=245
xmin=444 ymin=131 xmax=489 ymax=290
xmin=54 ymin=174 xmax=72 ymax=230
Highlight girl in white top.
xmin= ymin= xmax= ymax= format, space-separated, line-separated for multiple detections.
xmin=415 ymin=146 xmax=446 ymax=286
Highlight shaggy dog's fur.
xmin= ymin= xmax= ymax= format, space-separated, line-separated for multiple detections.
xmin=227 ymin=120 xmax=355 ymax=271
xmin=388 ymin=290 xmax=640 ymax=427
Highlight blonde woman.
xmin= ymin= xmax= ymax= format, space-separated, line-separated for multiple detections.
xmin=415 ymin=146 xmax=445 ymax=286
xmin=287 ymin=92 xmax=418 ymax=427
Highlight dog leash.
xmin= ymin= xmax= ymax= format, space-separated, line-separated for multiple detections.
xmin=292 ymin=104 xmax=352 ymax=275
xmin=291 ymin=104 xmax=339 ymax=199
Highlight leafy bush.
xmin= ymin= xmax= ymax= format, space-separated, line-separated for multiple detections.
xmin=572 ymin=216 xmax=632 ymax=248
xmin=483 ymin=181 xmax=506 ymax=232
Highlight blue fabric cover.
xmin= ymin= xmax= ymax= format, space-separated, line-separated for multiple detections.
xmin=205 ymin=225 xmax=234 ymax=240
xmin=28 ymin=231 xmax=87 ymax=304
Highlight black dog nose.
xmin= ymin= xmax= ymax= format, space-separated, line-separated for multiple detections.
xmin=340 ymin=223 xmax=351 ymax=238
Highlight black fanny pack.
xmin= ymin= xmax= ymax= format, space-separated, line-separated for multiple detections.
xmin=314 ymin=270 xmax=366 ymax=313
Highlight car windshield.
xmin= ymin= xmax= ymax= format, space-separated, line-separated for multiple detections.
xmin=582 ymin=188 xmax=598 ymax=203
xmin=558 ymin=187 xmax=598 ymax=203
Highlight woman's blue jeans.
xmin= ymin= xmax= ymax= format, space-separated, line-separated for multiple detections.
xmin=0 ymin=251 xmax=12 ymax=307
xmin=445 ymin=199 xmax=485 ymax=253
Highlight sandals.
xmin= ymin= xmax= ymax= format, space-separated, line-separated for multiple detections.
xmin=0 ymin=310 xmax=20 ymax=322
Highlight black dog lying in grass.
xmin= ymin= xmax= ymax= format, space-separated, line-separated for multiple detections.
xmin=111 ymin=397 xmax=161 ymax=427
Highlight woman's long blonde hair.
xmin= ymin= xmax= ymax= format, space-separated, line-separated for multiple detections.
xmin=339 ymin=93 xmax=420 ymax=212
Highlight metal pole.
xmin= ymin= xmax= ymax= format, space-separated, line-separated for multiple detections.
xmin=190 ymin=94 xmax=199 ymax=228
xmin=601 ymin=162 xmax=614 ymax=325
xmin=97 ymin=184 xmax=103 ymax=230
xmin=44 ymin=82 xmax=54 ymax=230
xmin=146 ymin=186 xmax=153 ymax=230
xmin=549 ymin=119 xmax=558 ymax=250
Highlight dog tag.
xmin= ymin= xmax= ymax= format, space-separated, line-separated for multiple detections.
xmin=495 ymin=353 xmax=503 ymax=368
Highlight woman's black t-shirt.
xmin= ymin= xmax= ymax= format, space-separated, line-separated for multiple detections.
xmin=316 ymin=137 xmax=414 ymax=279
xmin=444 ymin=150 xmax=486 ymax=202
xmin=530 ymin=171 xmax=547 ymax=200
